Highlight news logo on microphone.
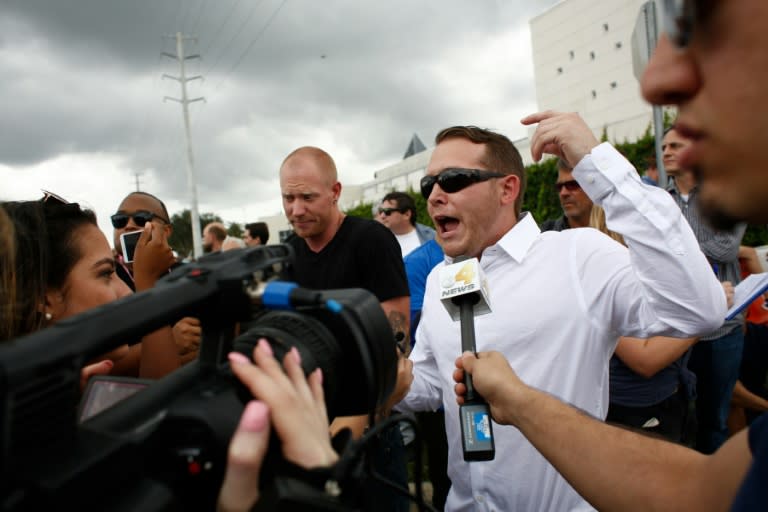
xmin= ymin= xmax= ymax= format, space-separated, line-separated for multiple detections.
xmin=439 ymin=258 xmax=491 ymax=320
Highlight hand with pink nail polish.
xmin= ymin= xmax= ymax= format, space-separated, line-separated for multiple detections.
xmin=218 ymin=400 xmax=270 ymax=512
xmin=227 ymin=339 xmax=338 ymax=472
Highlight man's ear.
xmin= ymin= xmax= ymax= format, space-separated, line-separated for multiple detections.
xmin=499 ymin=174 xmax=521 ymax=206
xmin=332 ymin=181 xmax=342 ymax=203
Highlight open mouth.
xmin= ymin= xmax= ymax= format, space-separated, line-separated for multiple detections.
xmin=435 ymin=215 xmax=459 ymax=235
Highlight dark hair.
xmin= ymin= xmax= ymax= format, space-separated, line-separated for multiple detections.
xmin=381 ymin=191 xmax=416 ymax=226
xmin=435 ymin=126 xmax=526 ymax=216
xmin=245 ymin=222 xmax=270 ymax=244
xmin=120 ymin=191 xmax=170 ymax=223
xmin=0 ymin=200 xmax=97 ymax=341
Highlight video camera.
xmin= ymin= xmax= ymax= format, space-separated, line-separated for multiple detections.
xmin=0 ymin=244 xmax=404 ymax=511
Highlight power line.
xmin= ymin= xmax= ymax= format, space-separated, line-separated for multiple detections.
xmin=203 ymin=0 xmax=266 ymax=77
xmin=213 ymin=0 xmax=288 ymax=90
xmin=200 ymin=0 xmax=244 ymax=57
xmin=189 ymin=0 xmax=209 ymax=35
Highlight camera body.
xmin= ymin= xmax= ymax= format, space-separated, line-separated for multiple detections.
xmin=0 ymin=245 xmax=397 ymax=511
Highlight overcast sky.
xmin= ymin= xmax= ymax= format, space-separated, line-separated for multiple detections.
xmin=0 ymin=0 xmax=558 ymax=243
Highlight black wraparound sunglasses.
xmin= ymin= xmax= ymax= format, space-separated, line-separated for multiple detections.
xmin=554 ymin=180 xmax=581 ymax=192
xmin=111 ymin=211 xmax=169 ymax=229
xmin=420 ymin=168 xmax=506 ymax=199
xmin=378 ymin=207 xmax=406 ymax=216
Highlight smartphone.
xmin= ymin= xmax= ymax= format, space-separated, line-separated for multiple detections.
xmin=120 ymin=230 xmax=143 ymax=263
xmin=78 ymin=375 xmax=151 ymax=423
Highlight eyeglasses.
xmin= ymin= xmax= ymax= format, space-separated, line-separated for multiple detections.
xmin=420 ymin=168 xmax=506 ymax=199
xmin=378 ymin=207 xmax=405 ymax=216
xmin=554 ymin=180 xmax=581 ymax=192
xmin=656 ymin=0 xmax=696 ymax=48
xmin=110 ymin=211 xmax=168 ymax=229
xmin=40 ymin=190 xmax=69 ymax=205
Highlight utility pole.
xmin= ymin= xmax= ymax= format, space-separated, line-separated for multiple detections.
xmin=631 ymin=1 xmax=667 ymax=188
xmin=162 ymin=32 xmax=205 ymax=259
xmin=132 ymin=170 xmax=144 ymax=192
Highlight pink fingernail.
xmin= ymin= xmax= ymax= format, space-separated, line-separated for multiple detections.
xmin=291 ymin=346 xmax=301 ymax=365
xmin=257 ymin=338 xmax=273 ymax=356
xmin=228 ymin=352 xmax=250 ymax=365
xmin=239 ymin=401 xmax=269 ymax=432
xmin=316 ymin=368 xmax=323 ymax=385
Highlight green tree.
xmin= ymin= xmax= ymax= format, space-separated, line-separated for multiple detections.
xmin=521 ymin=157 xmax=559 ymax=224
xmin=344 ymin=202 xmax=375 ymax=219
xmin=168 ymin=210 xmax=223 ymax=259
xmin=227 ymin=223 xmax=243 ymax=238
xmin=344 ymin=189 xmax=435 ymax=229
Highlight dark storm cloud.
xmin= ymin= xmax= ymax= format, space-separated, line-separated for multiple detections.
xmin=1 ymin=0 xmax=556 ymax=209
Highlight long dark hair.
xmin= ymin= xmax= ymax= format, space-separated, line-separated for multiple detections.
xmin=0 ymin=200 xmax=97 ymax=341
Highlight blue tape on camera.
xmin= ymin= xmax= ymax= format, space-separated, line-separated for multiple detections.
xmin=262 ymin=281 xmax=298 ymax=310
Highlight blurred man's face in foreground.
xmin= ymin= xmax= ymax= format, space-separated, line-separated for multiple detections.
xmin=641 ymin=1 xmax=768 ymax=227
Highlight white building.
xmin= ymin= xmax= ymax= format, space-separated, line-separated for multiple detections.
xmin=530 ymin=0 xmax=662 ymax=144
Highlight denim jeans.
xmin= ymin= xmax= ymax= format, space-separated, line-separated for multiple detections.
xmin=688 ymin=328 xmax=745 ymax=453
xmin=362 ymin=423 xmax=409 ymax=512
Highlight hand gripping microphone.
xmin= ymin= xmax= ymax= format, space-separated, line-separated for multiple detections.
xmin=438 ymin=256 xmax=495 ymax=461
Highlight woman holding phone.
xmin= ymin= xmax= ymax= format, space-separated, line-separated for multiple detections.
xmin=0 ymin=194 xmax=181 ymax=380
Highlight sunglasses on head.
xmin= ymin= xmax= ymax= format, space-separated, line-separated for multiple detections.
xmin=554 ymin=180 xmax=581 ymax=192
xmin=420 ymin=168 xmax=506 ymax=199
xmin=40 ymin=190 xmax=70 ymax=205
xmin=378 ymin=207 xmax=405 ymax=216
xmin=110 ymin=211 xmax=168 ymax=229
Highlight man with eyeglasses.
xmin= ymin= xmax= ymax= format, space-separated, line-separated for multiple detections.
xmin=449 ymin=1 xmax=768 ymax=510
xmin=540 ymin=158 xmax=593 ymax=232
xmin=393 ymin=117 xmax=725 ymax=510
xmin=376 ymin=191 xmax=435 ymax=257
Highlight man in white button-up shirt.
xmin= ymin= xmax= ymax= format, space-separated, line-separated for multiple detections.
xmin=396 ymin=117 xmax=727 ymax=511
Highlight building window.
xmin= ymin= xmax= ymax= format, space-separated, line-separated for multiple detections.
xmin=557 ymin=66 xmax=563 ymax=74
xmin=591 ymin=90 xmax=597 ymax=99
xmin=615 ymin=41 xmax=623 ymax=49
xmin=610 ymin=81 xmax=617 ymax=89
xmin=569 ymin=50 xmax=574 ymax=60
xmin=603 ymin=23 xmax=609 ymax=32
xmin=590 ymin=51 xmax=596 ymax=60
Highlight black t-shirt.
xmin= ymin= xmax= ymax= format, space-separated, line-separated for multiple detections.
xmin=282 ymin=216 xmax=409 ymax=301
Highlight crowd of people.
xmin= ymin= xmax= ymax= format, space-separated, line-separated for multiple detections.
xmin=2 ymin=2 xmax=768 ymax=511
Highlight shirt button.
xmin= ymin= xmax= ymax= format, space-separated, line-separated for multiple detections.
xmin=476 ymin=495 xmax=485 ymax=503
xmin=587 ymin=174 xmax=596 ymax=184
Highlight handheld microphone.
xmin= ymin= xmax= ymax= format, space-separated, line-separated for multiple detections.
xmin=438 ymin=256 xmax=495 ymax=461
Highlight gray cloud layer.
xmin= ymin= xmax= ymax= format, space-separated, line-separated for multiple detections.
xmin=2 ymin=0 xmax=556 ymax=214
